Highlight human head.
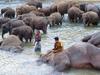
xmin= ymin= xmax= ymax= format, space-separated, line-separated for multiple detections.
xmin=54 ymin=37 xmax=59 ymax=41
xmin=36 ymin=30 xmax=40 ymax=34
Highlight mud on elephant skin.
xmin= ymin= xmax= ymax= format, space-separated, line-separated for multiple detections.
xmin=40 ymin=42 xmax=100 ymax=71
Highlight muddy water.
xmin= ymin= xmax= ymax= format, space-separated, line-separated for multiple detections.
xmin=0 ymin=0 xmax=100 ymax=75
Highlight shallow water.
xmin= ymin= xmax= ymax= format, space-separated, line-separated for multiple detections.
xmin=0 ymin=0 xmax=100 ymax=75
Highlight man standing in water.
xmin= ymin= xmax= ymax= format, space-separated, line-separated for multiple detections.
xmin=33 ymin=30 xmax=41 ymax=52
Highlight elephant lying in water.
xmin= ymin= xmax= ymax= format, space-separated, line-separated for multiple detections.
xmin=0 ymin=35 xmax=23 ymax=53
xmin=39 ymin=42 xmax=100 ymax=71
xmin=82 ymin=32 xmax=100 ymax=47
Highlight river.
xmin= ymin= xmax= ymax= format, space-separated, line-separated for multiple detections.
xmin=0 ymin=0 xmax=100 ymax=75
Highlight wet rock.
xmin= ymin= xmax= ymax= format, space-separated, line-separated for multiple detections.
xmin=0 ymin=35 xmax=23 ymax=53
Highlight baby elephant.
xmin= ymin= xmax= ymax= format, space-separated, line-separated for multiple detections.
xmin=11 ymin=26 xmax=33 ymax=43
xmin=48 ymin=12 xmax=62 ymax=27
xmin=82 ymin=11 xmax=99 ymax=26
xmin=68 ymin=6 xmax=84 ymax=23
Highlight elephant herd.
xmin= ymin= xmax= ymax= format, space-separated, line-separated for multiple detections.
xmin=0 ymin=0 xmax=100 ymax=43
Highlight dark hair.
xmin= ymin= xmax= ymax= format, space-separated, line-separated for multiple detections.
xmin=54 ymin=37 xmax=59 ymax=40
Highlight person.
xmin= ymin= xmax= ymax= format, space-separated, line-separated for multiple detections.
xmin=33 ymin=30 xmax=41 ymax=45
xmin=33 ymin=30 xmax=41 ymax=52
xmin=35 ymin=41 xmax=41 ymax=52
xmin=42 ymin=37 xmax=63 ymax=60
xmin=52 ymin=37 xmax=63 ymax=53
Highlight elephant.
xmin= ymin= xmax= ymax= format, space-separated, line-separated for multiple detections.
xmin=30 ymin=10 xmax=45 ymax=16
xmin=50 ymin=4 xmax=57 ymax=13
xmin=11 ymin=26 xmax=33 ymax=43
xmin=1 ymin=7 xmax=15 ymax=18
xmin=16 ymin=5 xmax=36 ymax=16
xmin=2 ymin=19 xmax=26 ymax=38
xmin=82 ymin=32 xmax=100 ymax=47
xmin=26 ymin=0 xmax=42 ymax=8
xmin=86 ymin=4 xmax=100 ymax=18
xmin=40 ymin=42 xmax=100 ymax=71
xmin=0 ymin=17 xmax=10 ymax=28
xmin=0 ymin=35 xmax=23 ymax=53
xmin=38 ymin=7 xmax=52 ymax=16
xmin=68 ymin=6 xmax=84 ymax=23
xmin=17 ymin=13 xmax=36 ymax=20
xmin=48 ymin=12 xmax=62 ymax=27
xmin=57 ymin=1 xmax=79 ymax=17
xmin=80 ymin=3 xmax=100 ymax=18
xmin=79 ymin=3 xmax=88 ymax=12
xmin=23 ymin=16 xmax=48 ymax=34
xmin=82 ymin=11 xmax=99 ymax=26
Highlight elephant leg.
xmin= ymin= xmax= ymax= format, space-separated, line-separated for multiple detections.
xmin=32 ymin=28 xmax=35 ymax=33
xmin=84 ymin=20 xmax=88 ymax=27
xmin=24 ymin=36 xmax=29 ymax=43
xmin=43 ymin=27 xmax=47 ymax=34
xmin=52 ymin=20 xmax=55 ymax=26
xmin=25 ymin=38 xmax=28 ymax=43
xmin=74 ymin=16 xmax=77 ymax=23
xmin=92 ymin=22 xmax=98 ymax=26
xmin=60 ymin=19 xmax=62 ymax=25
xmin=29 ymin=37 xmax=32 ymax=42
xmin=49 ymin=22 xmax=52 ymax=27
xmin=42 ymin=29 xmax=47 ymax=34
xmin=87 ymin=23 xmax=90 ymax=26
xmin=19 ymin=36 xmax=23 ymax=42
